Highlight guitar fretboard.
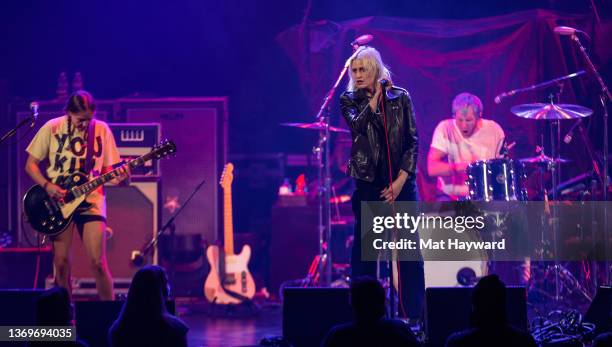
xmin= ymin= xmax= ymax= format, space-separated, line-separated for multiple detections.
xmin=223 ymin=186 xmax=234 ymax=255
xmin=71 ymin=151 xmax=156 ymax=197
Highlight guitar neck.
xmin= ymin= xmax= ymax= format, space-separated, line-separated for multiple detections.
xmin=223 ymin=186 xmax=234 ymax=255
xmin=73 ymin=152 xmax=154 ymax=197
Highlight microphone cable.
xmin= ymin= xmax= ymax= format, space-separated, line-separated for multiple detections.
xmin=378 ymin=83 xmax=408 ymax=319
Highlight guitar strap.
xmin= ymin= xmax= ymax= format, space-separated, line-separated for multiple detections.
xmin=84 ymin=119 xmax=96 ymax=175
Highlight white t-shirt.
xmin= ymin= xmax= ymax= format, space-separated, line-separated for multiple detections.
xmin=430 ymin=118 xmax=505 ymax=198
xmin=26 ymin=116 xmax=121 ymax=217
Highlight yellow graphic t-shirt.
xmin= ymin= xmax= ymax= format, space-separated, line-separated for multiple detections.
xmin=26 ymin=116 xmax=121 ymax=218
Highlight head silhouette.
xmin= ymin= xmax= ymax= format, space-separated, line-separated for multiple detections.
xmin=350 ymin=276 xmax=386 ymax=323
xmin=120 ymin=265 xmax=170 ymax=326
xmin=471 ymin=274 xmax=507 ymax=329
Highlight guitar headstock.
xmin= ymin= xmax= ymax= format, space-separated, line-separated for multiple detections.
xmin=220 ymin=163 xmax=234 ymax=189
xmin=151 ymin=140 xmax=177 ymax=160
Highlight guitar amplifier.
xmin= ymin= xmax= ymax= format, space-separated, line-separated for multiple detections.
xmin=108 ymin=123 xmax=161 ymax=177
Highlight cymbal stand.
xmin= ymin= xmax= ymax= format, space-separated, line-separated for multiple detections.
xmin=569 ymin=33 xmax=612 ymax=286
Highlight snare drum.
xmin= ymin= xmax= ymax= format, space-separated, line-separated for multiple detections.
xmin=467 ymin=159 xmax=526 ymax=201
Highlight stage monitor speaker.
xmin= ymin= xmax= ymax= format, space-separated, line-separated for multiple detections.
xmin=424 ymin=286 xmax=528 ymax=347
xmin=0 ymin=289 xmax=45 ymax=326
xmin=584 ymin=286 xmax=611 ymax=336
xmin=0 ymin=248 xmax=52 ymax=289
xmin=11 ymin=99 xmax=115 ymax=247
xmin=282 ymin=287 xmax=352 ymax=347
xmin=70 ymin=178 xmax=160 ymax=282
xmin=118 ymin=97 xmax=228 ymax=244
xmin=75 ymin=300 xmax=175 ymax=347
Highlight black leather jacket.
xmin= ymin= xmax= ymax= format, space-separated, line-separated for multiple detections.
xmin=340 ymin=86 xmax=418 ymax=183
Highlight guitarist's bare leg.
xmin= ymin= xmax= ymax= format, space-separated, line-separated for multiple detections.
xmin=79 ymin=221 xmax=114 ymax=300
xmin=51 ymin=223 xmax=75 ymax=294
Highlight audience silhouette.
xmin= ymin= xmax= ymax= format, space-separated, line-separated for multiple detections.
xmin=29 ymin=286 xmax=88 ymax=347
xmin=321 ymin=276 xmax=421 ymax=347
xmin=108 ymin=265 xmax=188 ymax=347
xmin=445 ymin=274 xmax=536 ymax=347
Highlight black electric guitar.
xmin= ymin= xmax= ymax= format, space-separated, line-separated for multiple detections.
xmin=23 ymin=140 xmax=176 ymax=236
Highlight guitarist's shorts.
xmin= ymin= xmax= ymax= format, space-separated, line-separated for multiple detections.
xmin=49 ymin=214 xmax=107 ymax=241
xmin=73 ymin=214 xmax=106 ymax=225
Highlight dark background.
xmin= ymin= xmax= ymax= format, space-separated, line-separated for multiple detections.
xmin=1 ymin=0 xmax=609 ymax=154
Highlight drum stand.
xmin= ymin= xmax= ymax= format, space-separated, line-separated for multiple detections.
xmin=537 ymin=96 xmax=592 ymax=305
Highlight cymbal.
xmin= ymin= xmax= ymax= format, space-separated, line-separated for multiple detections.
xmin=280 ymin=121 xmax=349 ymax=133
xmin=519 ymin=155 xmax=571 ymax=164
xmin=511 ymin=103 xmax=593 ymax=120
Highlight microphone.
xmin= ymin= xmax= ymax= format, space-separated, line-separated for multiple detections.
xmin=380 ymin=79 xmax=390 ymax=87
xmin=494 ymin=90 xmax=516 ymax=104
xmin=351 ymin=34 xmax=373 ymax=47
xmin=29 ymin=102 xmax=39 ymax=127
xmin=554 ymin=26 xmax=579 ymax=36
xmin=563 ymin=119 xmax=582 ymax=144
xmin=131 ymin=250 xmax=145 ymax=267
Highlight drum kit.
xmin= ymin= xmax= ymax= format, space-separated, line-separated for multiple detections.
xmin=463 ymin=99 xmax=601 ymax=306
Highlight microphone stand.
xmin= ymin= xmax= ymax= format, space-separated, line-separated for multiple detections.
xmin=0 ymin=115 xmax=36 ymax=144
xmin=312 ymin=45 xmax=367 ymax=287
xmin=133 ymin=177 xmax=207 ymax=292
xmin=569 ymin=34 xmax=612 ymax=286
xmin=496 ymin=71 xmax=586 ymax=104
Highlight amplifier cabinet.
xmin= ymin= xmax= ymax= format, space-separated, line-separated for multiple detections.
xmin=117 ymin=97 xmax=228 ymax=243
xmin=70 ymin=177 xmax=160 ymax=281
xmin=108 ymin=122 xmax=161 ymax=177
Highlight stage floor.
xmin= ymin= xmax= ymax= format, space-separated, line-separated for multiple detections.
xmin=178 ymin=301 xmax=283 ymax=347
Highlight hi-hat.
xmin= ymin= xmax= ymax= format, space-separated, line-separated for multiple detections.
xmin=511 ymin=103 xmax=593 ymax=120
xmin=519 ymin=155 xmax=570 ymax=164
xmin=280 ymin=121 xmax=349 ymax=133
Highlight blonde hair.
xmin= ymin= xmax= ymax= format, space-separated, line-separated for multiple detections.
xmin=452 ymin=92 xmax=483 ymax=117
xmin=347 ymin=47 xmax=391 ymax=92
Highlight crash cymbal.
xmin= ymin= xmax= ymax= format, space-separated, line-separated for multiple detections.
xmin=280 ymin=121 xmax=349 ymax=133
xmin=511 ymin=103 xmax=593 ymax=120
xmin=519 ymin=155 xmax=571 ymax=164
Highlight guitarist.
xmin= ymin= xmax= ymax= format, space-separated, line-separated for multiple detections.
xmin=24 ymin=90 xmax=129 ymax=300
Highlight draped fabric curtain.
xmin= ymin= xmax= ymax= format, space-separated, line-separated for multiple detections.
xmin=278 ymin=10 xmax=609 ymax=200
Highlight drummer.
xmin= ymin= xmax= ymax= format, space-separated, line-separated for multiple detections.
xmin=427 ymin=92 xmax=505 ymax=201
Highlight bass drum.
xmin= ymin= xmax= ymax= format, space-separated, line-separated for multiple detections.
xmin=424 ymin=261 xmax=488 ymax=287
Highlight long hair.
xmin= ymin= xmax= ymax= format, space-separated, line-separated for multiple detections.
xmin=64 ymin=90 xmax=96 ymax=139
xmin=64 ymin=90 xmax=96 ymax=115
xmin=346 ymin=47 xmax=391 ymax=92
xmin=116 ymin=266 xmax=170 ymax=329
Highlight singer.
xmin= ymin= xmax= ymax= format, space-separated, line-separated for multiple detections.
xmin=427 ymin=92 xmax=505 ymax=201
xmin=24 ymin=90 xmax=130 ymax=300
xmin=339 ymin=47 xmax=424 ymax=320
